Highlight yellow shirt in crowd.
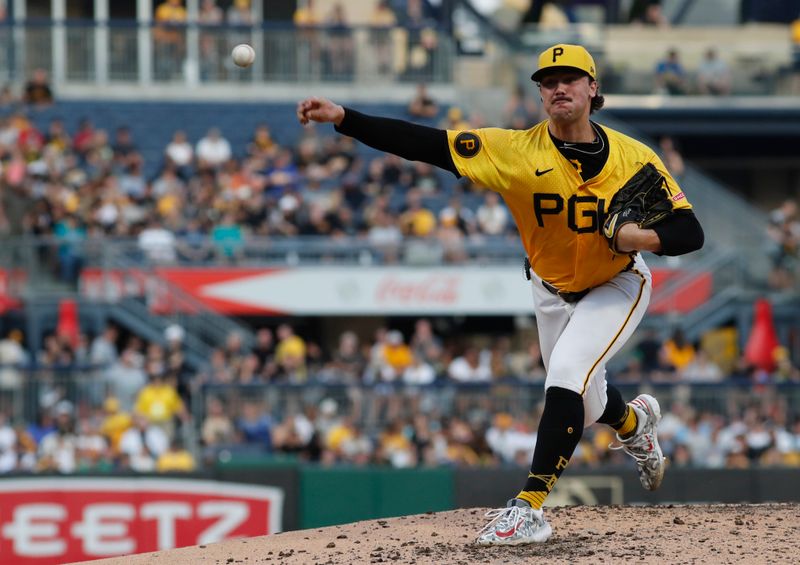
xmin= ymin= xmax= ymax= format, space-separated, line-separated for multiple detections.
xmin=135 ymin=383 xmax=184 ymax=424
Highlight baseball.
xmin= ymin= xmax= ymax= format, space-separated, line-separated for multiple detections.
xmin=232 ymin=44 xmax=255 ymax=68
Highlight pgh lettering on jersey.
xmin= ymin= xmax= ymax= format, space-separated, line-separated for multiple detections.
xmin=446 ymin=122 xmax=692 ymax=292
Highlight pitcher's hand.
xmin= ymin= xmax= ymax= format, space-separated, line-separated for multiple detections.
xmin=297 ymin=97 xmax=345 ymax=126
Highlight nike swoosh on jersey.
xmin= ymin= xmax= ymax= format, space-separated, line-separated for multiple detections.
xmin=535 ymin=168 xmax=554 ymax=177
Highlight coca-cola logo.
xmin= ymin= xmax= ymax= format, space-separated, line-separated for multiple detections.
xmin=0 ymin=478 xmax=283 ymax=564
xmin=375 ymin=276 xmax=460 ymax=304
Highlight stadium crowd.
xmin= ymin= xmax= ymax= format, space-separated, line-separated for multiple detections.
xmin=0 ymin=0 xmax=798 ymax=477
xmin=0 ymin=84 xmax=540 ymax=282
xmin=0 ymin=316 xmax=799 ymax=475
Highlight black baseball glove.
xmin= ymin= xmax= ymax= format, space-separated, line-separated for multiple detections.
xmin=602 ymin=162 xmax=674 ymax=254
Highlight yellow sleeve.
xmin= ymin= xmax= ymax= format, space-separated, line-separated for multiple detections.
xmin=648 ymin=154 xmax=692 ymax=211
xmin=446 ymin=128 xmax=517 ymax=192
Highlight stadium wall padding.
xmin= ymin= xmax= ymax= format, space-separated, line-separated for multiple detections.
xmin=298 ymin=467 xmax=454 ymax=528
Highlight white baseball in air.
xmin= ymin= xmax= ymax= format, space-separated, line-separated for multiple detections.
xmin=232 ymin=44 xmax=256 ymax=68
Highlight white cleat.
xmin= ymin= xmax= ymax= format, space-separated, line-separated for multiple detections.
xmin=611 ymin=394 xmax=665 ymax=491
xmin=476 ymin=499 xmax=552 ymax=546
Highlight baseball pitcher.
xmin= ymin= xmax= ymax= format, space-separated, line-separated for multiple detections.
xmin=297 ymin=43 xmax=704 ymax=544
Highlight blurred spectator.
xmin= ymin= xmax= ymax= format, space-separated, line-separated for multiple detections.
xmin=23 ymin=69 xmax=54 ymax=107
xmin=328 ymin=331 xmax=366 ymax=383
xmin=660 ymin=328 xmax=696 ymax=374
xmin=252 ymin=328 xmax=276 ymax=375
xmin=72 ymin=118 xmax=95 ymax=157
xmin=369 ymin=0 xmax=397 ymax=76
xmin=236 ymin=400 xmax=273 ymax=451
xmin=0 ymin=413 xmax=17 ymax=473
xmin=400 ymin=188 xmax=437 ymax=237
xmin=294 ymin=0 xmax=322 ymax=80
xmin=654 ymin=49 xmax=688 ymax=95
xmin=378 ymin=420 xmax=416 ymax=467
xmin=766 ymin=199 xmax=799 ymax=290
xmin=75 ymin=419 xmax=110 ymax=471
xmin=197 ymin=0 xmax=224 ymax=79
xmin=324 ymin=3 xmax=354 ymax=79
xmin=133 ymin=370 xmax=187 ymax=429
xmin=100 ymin=397 xmax=132 ymax=457
xmin=368 ymin=209 xmax=403 ymax=263
xmin=437 ymin=208 xmax=466 ymax=262
xmin=378 ymin=330 xmax=413 ymax=382
xmin=164 ymin=130 xmax=194 ymax=175
xmin=682 ymin=350 xmax=724 ymax=383
xmin=138 ymin=217 xmax=178 ymax=263
xmin=153 ymin=0 xmax=187 ymax=79
xmin=403 ymin=0 xmax=439 ymax=81
xmin=112 ymin=126 xmax=141 ymax=170
xmin=53 ymin=214 xmax=86 ymax=285
xmin=697 ymin=48 xmax=732 ymax=96
xmin=476 ymin=191 xmax=508 ymax=236
xmin=227 ymin=0 xmax=253 ymax=25
xmin=247 ymin=123 xmax=278 ymax=160
xmin=441 ymin=106 xmax=471 ymax=130
xmin=0 ymin=84 xmax=15 ymax=108
xmin=448 ymin=345 xmax=492 ymax=383
xmin=633 ymin=327 xmax=665 ymax=373
xmin=90 ymin=324 xmax=119 ymax=368
xmin=408 ymin=83 xmax=439 ymax=119
xmin=0 ymin=329 xmax=27 ymax=396
xmin=629 ymin=0 xmax=668 ymax=27
xmin=658 ymin=136 xmax=685 ymax=180
xmin=119 ymin=411 xmax=169 ymax=472
xmin=410 ymin=319 xmax=443 ymax=366
xmin=201 ymin=396 xmax=235 ymax=448
xmin=37 ymin=401 xmax=77 ymax=473
xmin=211 ymin=211 xmax=245 ymax=261
xmin=104 ymin=348 xmax=148 ymax=412
xmin=156 ymin=437 xmax=196 ymax=471
xmin=486 ymin=412 xmax=536 ymax=464
xmin=196 ymin=127 xmax=232 ymax=171
xmin=275 ymin=324 xmax=307 ymax=382
xmin=503 ymin=84 xmax=539 ymax=129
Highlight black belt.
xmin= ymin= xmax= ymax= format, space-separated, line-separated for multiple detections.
xmin=524 ymin=257 xmax=635 ymax=304
xmin=540 ymin=280 xmax=591 ymax=303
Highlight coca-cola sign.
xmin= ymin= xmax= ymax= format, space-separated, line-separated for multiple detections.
xmin=77 ymin=266 xmax=710 ymax=315
xmin=0 ymin=478 xmax=283 ymax=564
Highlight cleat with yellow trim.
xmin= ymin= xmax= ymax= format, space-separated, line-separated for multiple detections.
xmin=611 ymin=394 xmax=665 ymax=491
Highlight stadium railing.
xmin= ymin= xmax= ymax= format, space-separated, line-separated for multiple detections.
xmin=2 ymin=17 xmax=793 ymax=96
xmin=3 ymin=20 xmax=456 ymax=87
xmin=2 ymin=366 xmax=796 ymax=447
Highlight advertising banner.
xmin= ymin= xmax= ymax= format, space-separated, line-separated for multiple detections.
xmin=0 ymin=478 xmax=283 ymax=564
xmin=80 ymin=266 xmax=711 ymax=315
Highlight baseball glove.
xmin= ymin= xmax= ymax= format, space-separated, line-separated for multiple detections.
xmin=602 ymin=162 xmax=673 ymax=254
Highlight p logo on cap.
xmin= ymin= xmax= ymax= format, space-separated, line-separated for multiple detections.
xmin=531 ymin=44 xmax=597 ymax=82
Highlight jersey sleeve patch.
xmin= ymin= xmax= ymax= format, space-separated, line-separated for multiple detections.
xmin=671 ymin=191 xmax=685 ymax=202
xmin=454 ymin=131 xmax=481 ymax=158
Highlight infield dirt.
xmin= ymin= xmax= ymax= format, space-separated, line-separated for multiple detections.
xmin=78 ymin=503 xmax=799 ymax=565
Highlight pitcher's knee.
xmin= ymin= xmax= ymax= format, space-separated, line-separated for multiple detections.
xmin=544 ymin=362 xmax=586 ymax=395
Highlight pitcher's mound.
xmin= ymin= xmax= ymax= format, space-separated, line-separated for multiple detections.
xmin=79 ymin=503 xmax=798 ymax=565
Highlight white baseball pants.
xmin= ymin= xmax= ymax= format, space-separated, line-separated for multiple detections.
xmin=530 ymin=253 xmax=652 ymax=427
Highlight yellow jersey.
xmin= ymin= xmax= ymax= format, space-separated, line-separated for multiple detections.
xmin=447 ymin=121 xmax=692 ymax=292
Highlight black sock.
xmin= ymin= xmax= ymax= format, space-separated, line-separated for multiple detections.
xmin=596 ymin=384 xmax=627 ymax=426
xmin=516 ymin=386 xmax=584 ymax=509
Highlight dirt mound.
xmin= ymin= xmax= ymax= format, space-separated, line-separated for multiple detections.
xmin=79 ymin=503 xmax=799 ymax=565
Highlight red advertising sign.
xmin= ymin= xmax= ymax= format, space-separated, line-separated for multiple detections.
xmin=0 ymin=478 xmax=283 ymax=564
